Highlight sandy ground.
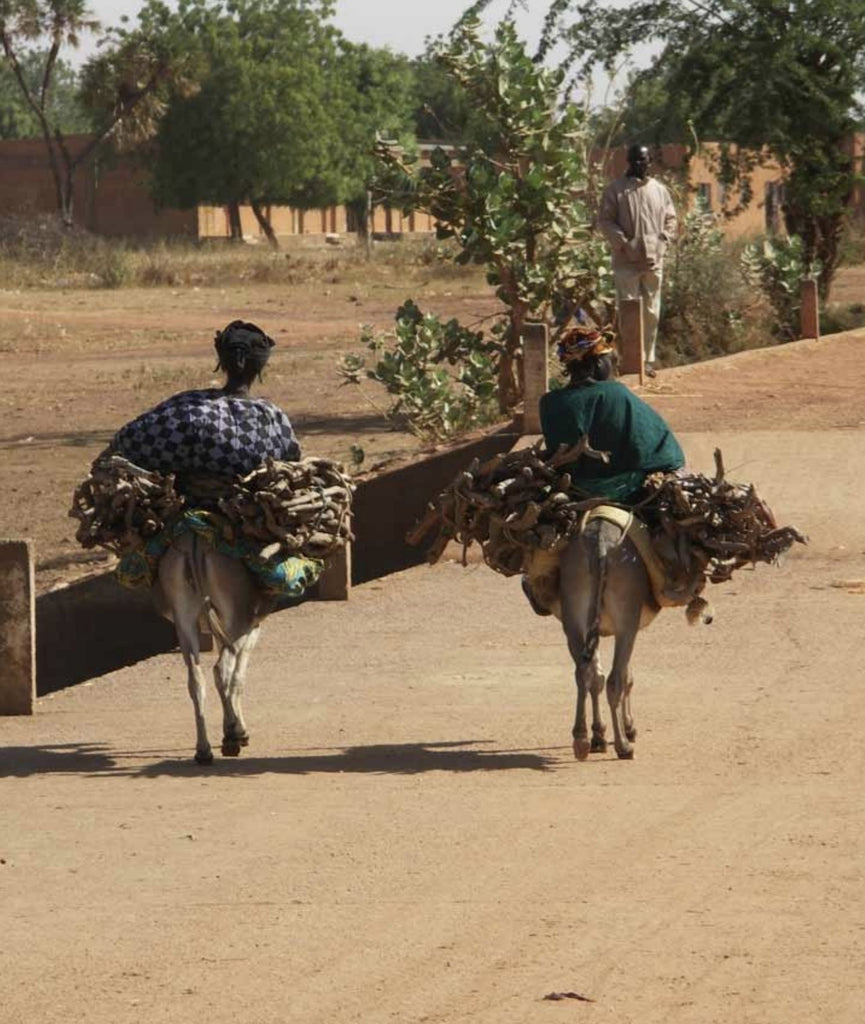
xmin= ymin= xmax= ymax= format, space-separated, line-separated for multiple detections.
xmin=3 ymin=353 xmax=865 ymax=1021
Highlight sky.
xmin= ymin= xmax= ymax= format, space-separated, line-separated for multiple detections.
xmin=78 ymin=0 xmax=551 ymax=60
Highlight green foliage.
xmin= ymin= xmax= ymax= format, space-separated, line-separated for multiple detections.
xmin=148 ymin=0 xmax=339 ymax=216
xmin=658 ymin=205 xmax=759 ymax=364
xmin=148 ymin=1 xmax=415 ymax=243
xmin=547 ymin=0 xmax=865 ymax=299
xmin=375 ymin=16 xmax=613 ymax=413
xmin=0 ymin=49 xmax=91 ymax=138
xmin=338 ymin=300 xmax=501 ymax=441
xmin=740 ymin=235 xmax=811 ymax=341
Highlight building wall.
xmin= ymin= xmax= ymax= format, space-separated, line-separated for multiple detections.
xmin=0 ymin=136 xmax=197 ymax=238
xmin=602 ymin=142 xmax=786 ymax=238
xmin=196 ymin=201 xmax=436 ymax=241
xmin=2 ymin=134 xmax=861 ymax=243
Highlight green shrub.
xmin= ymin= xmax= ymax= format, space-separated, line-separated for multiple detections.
xmin=338 ymin=300 xmax=501 ymax=441
xmin=658 ymin=208 xmax=765 ymax=365
xmin=740 ymin=235 xmax=811 ymax=341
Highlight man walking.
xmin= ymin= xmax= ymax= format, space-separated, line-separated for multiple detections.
xmin=598 ymin=144 xmax=677 ymax=378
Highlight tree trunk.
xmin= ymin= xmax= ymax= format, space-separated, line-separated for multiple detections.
xmin=347 ymin=194 xmax=373 ymax=259
xmin=227 ymin=202 xmax=243 ymax=242
xmin=250 ymin=200 xmax=280 ymax=250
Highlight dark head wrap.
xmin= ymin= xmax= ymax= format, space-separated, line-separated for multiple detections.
xmin=214 ymin=320 xmax=275 ymax=378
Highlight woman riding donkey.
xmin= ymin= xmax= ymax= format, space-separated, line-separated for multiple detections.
xmin=522 ymin=322 xmax=685 ymax=618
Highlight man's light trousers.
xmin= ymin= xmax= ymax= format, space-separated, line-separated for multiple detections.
xmin=613 ymin=265 xmax=663 ymax=365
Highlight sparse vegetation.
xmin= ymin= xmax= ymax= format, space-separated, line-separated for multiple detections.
xmin=0 ymin=217 xmax=462 ymax=290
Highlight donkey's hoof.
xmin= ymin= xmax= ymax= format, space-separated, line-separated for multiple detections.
xmin=238 ymin=733 xmax=250 ymax=747
xmin=573 ymin=737 xmax=592 ymax=761
xmin=194 ymin=748 xmax=214 ymax=765
xmin=615 ymin=745 xmax=634 ymax=760
xmin=625 ymin=726 xmax=637 ymax=742
xmin=221 ymin=739 xmax=242 ymax=757
xmin=590 ymin=735 xmax=608 ymax=753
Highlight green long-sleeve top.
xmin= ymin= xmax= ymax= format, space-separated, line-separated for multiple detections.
xmin=539 ymin=379 xmax=685 ymax=504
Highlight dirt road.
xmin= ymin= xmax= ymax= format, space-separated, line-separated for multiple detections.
xmin=3 ymin=414 xmax=865 ymax=1023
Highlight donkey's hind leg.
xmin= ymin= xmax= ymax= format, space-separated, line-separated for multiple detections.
xmin=215 ymin=625 xmax=259 ymax=756
xmin=560 ymin=538 xmax=605 ymax=761
xmin=606 ymin=621 xmax=639 ymax=760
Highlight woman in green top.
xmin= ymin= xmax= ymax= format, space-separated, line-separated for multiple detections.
xmin=540 ymin=325 xmax=684 ymax=505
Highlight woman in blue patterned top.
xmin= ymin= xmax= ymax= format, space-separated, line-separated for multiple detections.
xmin=112 ymin=320 xmax=301 ymax=478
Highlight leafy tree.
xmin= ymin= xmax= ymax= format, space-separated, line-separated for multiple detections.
xmin=150 ymin=1 xmax=415 ymax=248
xmin=0 ymin=0 xmax=201 ymax=225
xmin=0 ymin=48 xmax=90 ymax=137
xmin=410 ymin=54 xmax=493 ymax=146
xmin=542 ymin=0 xmax=865 ymax=298
xmin=376 ymin=16 xmax=611 ymax=412
xmin=150 ymin=0 xmax=346 ymax=246
xmin=332 ymin=41 xmax=416 ymax=246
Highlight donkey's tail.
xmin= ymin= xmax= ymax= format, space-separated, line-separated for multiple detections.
xmin=184 ymin=533 xmax=234 ymax=652
xmin=580 ymin=524 xmax=608 ymax=666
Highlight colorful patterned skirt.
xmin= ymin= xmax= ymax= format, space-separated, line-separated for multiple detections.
xmin=115 ymin=509 xmax=323 ymax=600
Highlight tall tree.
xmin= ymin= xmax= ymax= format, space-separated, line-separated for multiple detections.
xmin=542 ymin=0 xmax=865 ymax=298
xmin=0 ymin=0 xmax=200 ymax=225
xmin=151 ymin=4 xmax=416 ymax=248
xmin=377 ymin=16 xmax=610 ymax=411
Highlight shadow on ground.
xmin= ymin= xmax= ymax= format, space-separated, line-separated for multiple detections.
xmin=0 ymin=739 xmax=557 ymax=778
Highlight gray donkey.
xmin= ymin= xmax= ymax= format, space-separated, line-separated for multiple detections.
xmin=152 ymin=532 xmax=273 ymax=764
xmin=557 ymin=518 xmax=660 ymax=761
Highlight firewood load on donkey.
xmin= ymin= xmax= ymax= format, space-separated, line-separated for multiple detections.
xmin=409 ymin=324 xmax=806 ymax=761
xmin=70 ymin=321 xmax=353 ymax=764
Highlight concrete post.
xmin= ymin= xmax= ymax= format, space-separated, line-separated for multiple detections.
xmin=800 ymin=278 xmax=820 ymax=340
xmin=618 ymin=298 xmax=645 ymax=383
xmin=0 ymin=539 xmax=35 ymax=715
xmin=522 ymin=321 xmax=549 ymax=434
xmin=316 ymin=539 xmax=352 ymax=601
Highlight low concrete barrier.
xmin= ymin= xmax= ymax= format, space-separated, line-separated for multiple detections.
xmin=33 ymin=422 xmax=521 ymax=695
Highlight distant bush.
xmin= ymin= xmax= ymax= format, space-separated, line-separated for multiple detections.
xmin=740 ymin=235 xmax=811 ymax=342
xmin=839 ymin=216 xmax=865 ymax=267
xmin=658 ymin=208 xmax=770 ymax=366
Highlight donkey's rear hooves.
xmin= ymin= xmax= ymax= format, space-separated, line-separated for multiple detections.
xmin=194 ymin=749 xmax=214 ymax=765
xmin=616 ymin=747 xmax=635 ymax=760
xmin=221 ymin=741 xmax=242 ymax=757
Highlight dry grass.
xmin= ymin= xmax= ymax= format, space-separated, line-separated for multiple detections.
xmin=0 ymin=216 xmax=460 ymax=291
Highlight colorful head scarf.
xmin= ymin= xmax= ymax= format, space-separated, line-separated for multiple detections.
xmin=556 ymin=324 xmax=616 ymax=366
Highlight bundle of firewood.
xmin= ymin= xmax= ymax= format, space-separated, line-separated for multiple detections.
xmin=637 ymin=450 xmax=806 ymax=586
xmin=70 ymin=453 xmax=353 ymax=561
xmin=70 ymin=453 xmax=184 ymax=554
xmin=407 ymin=438 xmax=612 ymax=575
xmin=184 ymin=458 xmax=354 ymax=560
xmin=408 ymin=441 xmax=806 ymax=587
